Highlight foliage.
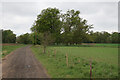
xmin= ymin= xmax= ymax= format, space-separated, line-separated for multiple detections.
xmin=3 ymin=7 xmax=120 ymax=45
xmin=2 ymin=30 xmax=16 ymax=43
xmin=87 ymin=31 xmax=120 ymax=43
xmin=30 ymin=7 xmax=120 ymax=45
xmin=111 ymin=32 xmax=120 ymax=43
xmin=30 ymin=32 xmax=42 ymax=45
xmin=61 ymin=9 xmax=92 ymax=45
xmin=16 ymin=33 xmax=32 ymax=44
xmin=31 ymin=8 xmax=61 ymax=53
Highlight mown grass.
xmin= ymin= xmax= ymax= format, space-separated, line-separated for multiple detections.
xmin=95 ymin=43 xmax=119 ymax=47
xmin=2 ymin=44 xmax=25 ymax=58
xmin=31 ymin=44 xmax=118 ymax=78
xmin=53 ymin=43 xmax=119 ymax=48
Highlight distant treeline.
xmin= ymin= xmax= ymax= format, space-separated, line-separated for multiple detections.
xmin=1 ymin=8 xmax=120 ymax=45
xmin=17 ymin=31 xmax=120 ymax=45
xmin=1 ymin=29 xmax=120 ymax=44
xmin=2 ymin=29 xmax=16 ymax=43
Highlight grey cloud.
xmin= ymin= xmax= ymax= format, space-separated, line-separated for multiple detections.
xmin=56 ymin=2 xmax=118 ymax=32
xmin=2 ymin=2 xmax=39 ymax=17
xmin=1 ymin=0 xmax=119 ymax=2
xmin=1 ymin=2 xmax=118 ymax=36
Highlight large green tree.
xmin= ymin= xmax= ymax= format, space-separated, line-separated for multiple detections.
xmin=61 ymin=9 xmax=92 ymax=45
xmin=31 ymin=7 xmax=61 ymax=53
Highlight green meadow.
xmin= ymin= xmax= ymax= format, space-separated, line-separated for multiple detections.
xmin=2 ymin=44 xmax=25 ymax=58
xmin=31 ymin=44 xmax=118 ymax=78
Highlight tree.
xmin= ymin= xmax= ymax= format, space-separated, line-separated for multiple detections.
xmin=31 ymin=7 xmax=61 ymax=53
xmin=2 ymin=30 xmax=16 ymax=43
xmin=17 ymin=33 xmax=32 ymax=44
xmin=30 ymin=32 xmax=42 ymax=45
xmin=61 ymin=9 xmax=92 ymax=45
xmin=111 ymin=32 xmax=119 ymax=43
xmin=41 ymin=31 xmax=54 ymax=53
xmin=102 ymin=31 xmax=111 ymax=43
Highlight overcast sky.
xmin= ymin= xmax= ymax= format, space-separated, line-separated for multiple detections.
xmin=0 ymin=0 xmax=119 ymax=36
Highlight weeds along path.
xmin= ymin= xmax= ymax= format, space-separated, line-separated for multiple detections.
xmin=2 ymin=45 xmax=49 ymax=78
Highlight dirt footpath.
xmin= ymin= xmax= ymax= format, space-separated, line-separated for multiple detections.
xmin=2 ymin=45 xmax=49 ymax=78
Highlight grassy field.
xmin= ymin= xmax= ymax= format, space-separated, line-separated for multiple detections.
xmin=31 ymin=44 xmax=118 ymax=78
xmin=94 ymin=43 xmax=119 ymax=47
xmin=53 ymin=43 xmax=119 ymax=48
xmin=2 ymin=44 xmax=25 ymax=58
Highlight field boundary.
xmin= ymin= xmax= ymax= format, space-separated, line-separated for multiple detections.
xmin=30 ymin=46 xmax=51 ymax=78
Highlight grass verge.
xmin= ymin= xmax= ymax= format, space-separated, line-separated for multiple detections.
xmin=2 ymin=44 xmax=26 ymax=58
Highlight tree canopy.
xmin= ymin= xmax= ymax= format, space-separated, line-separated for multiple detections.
xmin=2 ymin=7 xmax=119 ymax=45
xmin=17 ymin=33 xmax=32 ymax=44
xmin=2 ymin=30 xmax=16 ymax=43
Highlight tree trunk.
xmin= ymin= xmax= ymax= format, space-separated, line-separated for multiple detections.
xmin=43 ymin=45 xmax=46 ymax=54
xmin=43 ymin=32 xmax=46 ymax=54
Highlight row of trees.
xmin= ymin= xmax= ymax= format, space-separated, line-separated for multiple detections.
xmin=30 ymin=8 xmax=119 ymax=45
xmin=16 ymin=33 xmax=32 ymax=44
xmin=1 ymin=7 xmax=120 ymax=53
xmin=88 ymin=31 xmax=120 ymax=43
xmin=16 ymin=31 xmax=120 ymax=44
xmin=17 ymin=7 xmax=119 ymax=53
xmin=2 ymin=29 xmax=119 ymax=44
